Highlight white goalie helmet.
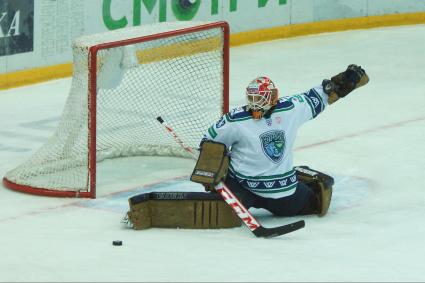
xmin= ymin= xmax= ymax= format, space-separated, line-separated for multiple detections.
xmin=246 ymin=76 xmax=279 ymax=119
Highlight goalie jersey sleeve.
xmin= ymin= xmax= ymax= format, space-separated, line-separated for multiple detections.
xmin=202 ymin=85 xmax=329 ymax=199
xmin=287 ymin=84 xmax=329 ymax=127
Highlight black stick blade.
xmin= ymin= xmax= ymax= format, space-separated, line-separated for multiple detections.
xmin=253 ymin=220 xmax=305 ymax=238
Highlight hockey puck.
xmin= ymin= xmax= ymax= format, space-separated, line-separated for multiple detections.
xmin=112 ymin=240 xmax=122 ymax=246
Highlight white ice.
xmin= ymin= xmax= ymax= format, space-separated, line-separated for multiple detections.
xmin=1 ymin=24 xmax=425 ymax=282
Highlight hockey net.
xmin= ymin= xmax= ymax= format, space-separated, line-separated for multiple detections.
xmin=3 ymin=21 xmax=229 ymax=198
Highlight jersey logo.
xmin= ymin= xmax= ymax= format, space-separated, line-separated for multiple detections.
xmin=264 ymin=181 xmax=275 ymax=188
xmin=246 ymin=181 xmax=260 ymax=188
xmin=259 ymin=130 xmax=286 ymax=163
xmin=216 ymin=116 xmax=226 ymax=128
xmin=311 ymin=97 xmax=320 ymax=108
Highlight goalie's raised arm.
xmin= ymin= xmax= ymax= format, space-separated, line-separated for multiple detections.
xmin=322 ymin=64 xmax=369 ymax=104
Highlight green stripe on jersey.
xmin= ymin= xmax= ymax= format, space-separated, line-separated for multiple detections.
xmin=273 ymin=103 xmax=295 ymax=113
xmin=208 ymin=126 xmax=217 ymax=138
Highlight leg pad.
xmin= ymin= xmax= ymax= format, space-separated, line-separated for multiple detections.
xmin=295 ymin=166 xmax=334 ymax=216
xmin=127 ymin=192 xmax=241 ymax=229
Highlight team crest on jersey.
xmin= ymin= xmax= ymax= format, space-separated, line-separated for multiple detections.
xmin=259 ymin=130 xmax=286 ymax=163
xmin=216 ymin=116 xmax=226 ymax=128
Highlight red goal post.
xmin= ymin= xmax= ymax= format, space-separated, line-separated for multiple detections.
xmin=3 ymin=21 xmax=230 ymax=198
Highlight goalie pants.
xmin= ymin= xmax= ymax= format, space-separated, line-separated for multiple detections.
xmin=224 ymin=175 xmax=317 ymax=216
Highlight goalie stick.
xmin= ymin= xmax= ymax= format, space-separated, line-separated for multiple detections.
xmin=156 ymin=116 xmax=305 ymax=238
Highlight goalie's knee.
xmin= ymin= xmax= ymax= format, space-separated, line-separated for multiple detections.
xmin=126 ymin=192 xmax=241 ymax=230
xmin=295 ymin=166 xmax=334 ymax=216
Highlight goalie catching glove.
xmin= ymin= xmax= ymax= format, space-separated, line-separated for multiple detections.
xmin=190 ymin=140 xmax=230 ymax=191
xmin=322 ymin=64 xmax=369 ymax=104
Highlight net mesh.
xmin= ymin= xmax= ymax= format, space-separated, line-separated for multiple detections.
xmin=4 ymin=21 xmax=226 ymax=194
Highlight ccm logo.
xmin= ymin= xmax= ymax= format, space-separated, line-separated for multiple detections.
xmin=216 ymin=187 xmax=259 ymax=230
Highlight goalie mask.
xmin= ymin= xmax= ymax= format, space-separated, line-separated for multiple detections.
xmin=246 ymin=76 xmax=279 ymax=119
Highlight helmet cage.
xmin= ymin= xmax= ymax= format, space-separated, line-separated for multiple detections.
xmin=246 ymin=89 xmax=273 ymax=112
xmin=246 ymin=77 xmax=277 ymax=114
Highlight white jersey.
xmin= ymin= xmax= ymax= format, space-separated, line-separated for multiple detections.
xmin=203 ymin=85 xmax=329 ymax=199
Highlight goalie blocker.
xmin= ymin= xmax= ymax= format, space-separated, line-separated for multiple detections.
xmin=190 ymin=140 xmax=229 ymax=189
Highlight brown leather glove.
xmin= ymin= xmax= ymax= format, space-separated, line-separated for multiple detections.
xmin=323 ymin=64 xmax=369 ymax=98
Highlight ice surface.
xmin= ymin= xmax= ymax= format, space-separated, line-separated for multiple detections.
xmin=0 ymin=24 xmax=424 ymax=282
